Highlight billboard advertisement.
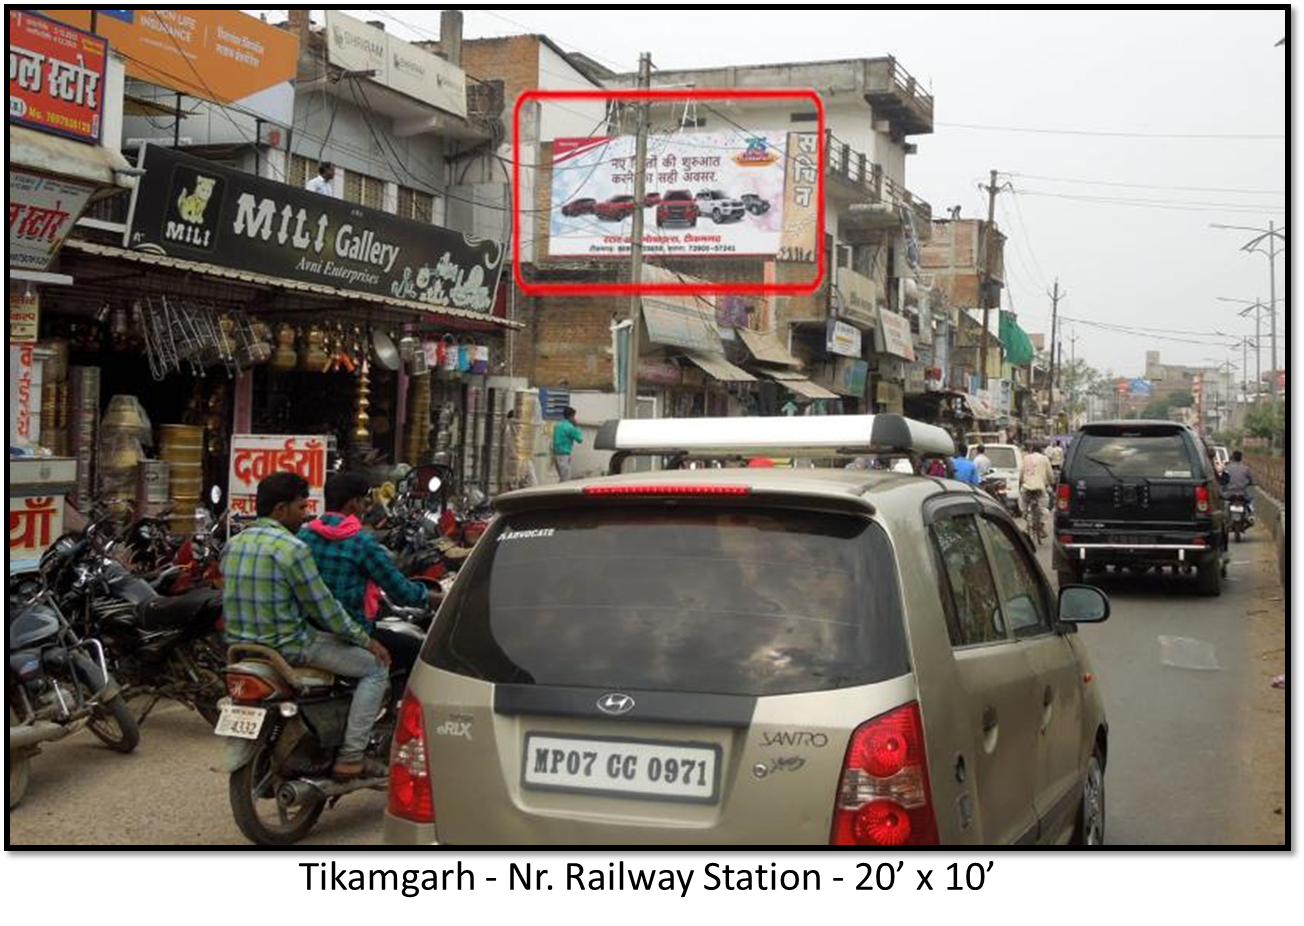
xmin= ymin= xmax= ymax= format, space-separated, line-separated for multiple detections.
xmin=549 ymin=130 xmax=791 ymax=258
xmin=325 ymin=10 xmax=467 ymax=119
xmin=9 ymin=10 xmax=108 ymax=143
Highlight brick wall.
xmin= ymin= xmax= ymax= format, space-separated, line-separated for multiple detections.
xmin=461 ymin=36 xmax=541 ymax=106
xmin=531 ymin=294 xmax=621 ymax=389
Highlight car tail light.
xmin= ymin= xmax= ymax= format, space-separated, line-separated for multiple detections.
xmin=1195 ymin=485 xmax=1211 ymax=514
xmin=225 ymin=673 xmax=285 ymax=702
xmin=1056 ymin=484 xmax=1071 ymax=512
xmin=388 ymin=692 xmax=435 ymax=824
xmin=831 ymin=702 xmax=938 ymax=846
xmin=582 ymin=484 xmax=751 ymax=497
xmin=1059 ymin=534 xmax=1074 ymax=545
xmin=1192 ymin=536 xmax=1207 ymax=546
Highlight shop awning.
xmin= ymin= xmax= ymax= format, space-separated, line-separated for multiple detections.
xmin=764 ymin=369 xmax=839 ymax=400
xmin=682 ymin=350 xmax=756 ymax=383
xmin=737 ymin=327 xmax=802 ymax=368
xmin=61 ymin=239 xmax=524 ymax=329
xmin=641 ymin=296 xmax=723 ymax=353
xmin=10 ymin=125 xmax=136 ymax=190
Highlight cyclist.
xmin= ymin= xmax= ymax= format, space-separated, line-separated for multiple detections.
xmin=1020 ymin=441 xmax=1055 ymax=543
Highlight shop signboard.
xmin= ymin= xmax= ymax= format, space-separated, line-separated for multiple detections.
xmin=126 ymin=145 xmax=505 ymax=314
xmin=826 ymin=319 xmax=862 ymax=358
xmin=9 ymin=170 xmax=97 ymax=271
xmin=875 ymin=380 xmax=904 ymax=414
xmin=906 ymin=362 xmax=928 ymax=395
xmin=8 ymin=10 xmax=108 ymax=143
xmin=835 ymin=267 xmax=877 ymax=327
xmin=778 ymin=132 xmax=820 ymax=263
xmin=877 ymin=308 xmax=916 ymax=362
xmin=637 ymin=359 xmax=683 ymax=387
xmin=825 ymin=357 xmax=869 ymax=398
xmin=9 ymin=290 xmax=41 ymax=343
xmin=9 ymin=496 xmax=65 ymax=571
xmin=325 ymin=10 xmax=467 ymax=119
xmin=1128 ymin=377 xmax=1153 ymax=397
xmin=9 ymin=344 xmax=44 ymax=448
xmin=716 ymin=295 xmax=752 ymax=329
xmin=228 ymin=434 xmax=328 ymax=518
xmin=43 ymin=9 xmax=298 ymax=126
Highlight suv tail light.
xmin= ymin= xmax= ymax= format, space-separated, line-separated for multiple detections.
xmin=1195 ymin=485 xmax=1211 ymax=514
xmin=1056 ymin=483 xmax=1071 ymax=512
xmin=388 ymin=692 xmax=435 ymax=823
xmin=831 ymin=702 xmax=938 ymax=846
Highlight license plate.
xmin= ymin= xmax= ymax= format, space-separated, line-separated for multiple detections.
xmin=214 ymin=704 xmax=267 ymax=739
xmin=522 ymin=734 xmax=721 ymax=804
xmin=1111 ymin=535 xmax=1147 ymax=546
xmin=1230 ymin=506 xmax=1245 ymax=514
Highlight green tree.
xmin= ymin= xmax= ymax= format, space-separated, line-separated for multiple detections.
xmin=1142 ymin=390 xmax=1194 ymax=420
xmin=1059 ymin=359 xmax=1105 ymax=421
xmin=1244 ymin=400 xmax=1285 ymax=445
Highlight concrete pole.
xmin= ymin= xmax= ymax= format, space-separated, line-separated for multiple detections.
xmin=622 ymin=53 xmax=652 ymax=420
xmin=978 ymin=169 xmax=998 ymax=386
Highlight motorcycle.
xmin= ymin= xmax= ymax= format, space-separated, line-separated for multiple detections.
xmin=50 ymin=513 xmax=228 ymax=727
xmin=8 ymin=551 xmax=141 ymax=809
xmin=980 ymin=475 xmax=1017 ymax=514
xmin=217 ymin=609 xmax=430 ymax=846
xmin=1225 ymin=491 xmax=1253 ymax=542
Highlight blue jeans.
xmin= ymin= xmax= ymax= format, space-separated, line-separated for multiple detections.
xmin=299 ymin=634 xmax=389 ymax=764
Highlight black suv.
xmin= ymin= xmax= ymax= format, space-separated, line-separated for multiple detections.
xmin=1052 ymin=420 xmax=1227 ymax=595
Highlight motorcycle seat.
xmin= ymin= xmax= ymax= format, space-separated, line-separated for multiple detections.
xmin=226 ymin=643 xmax=336 ymax=690
xmin=137 ymin=588 xmax=223 ymax=632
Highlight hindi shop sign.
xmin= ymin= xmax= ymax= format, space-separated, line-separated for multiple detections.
xmin=9 ymin=170 xmax=97 ymax=271
xmin=126 ymin=145 xmax=505 ymax=314
xmin=877 ymin=308 xmax=917 ymax=362
xmin=8 ymin=10 xmax=108 ymax=143
xmin=228 ymin=435 xmax=328 ymax=519
xmin=826 ymin=319 xmax=862 ymax=358
xmin=10 ymin=290 xmax=40 ymax=343
xmin=9 ymin=496 xmax=64 ymax=569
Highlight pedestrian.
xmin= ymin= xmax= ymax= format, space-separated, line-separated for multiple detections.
xmin=551 ymin=406 xmax=584 ymax=481
xmin=306 ymin=161 xmax=337 ymax=197
xmin=220 ymin=471 xmax=390 ymax=780
xmin=299 ymin=473 xmax=441 ymax=688
xmin=973 ymin=444 xmax=993 ymax=479
xmin=1046 ymin=439 xmax=1065 ymax=476
xmin=951 ymin=442 xmax=980 ymax=485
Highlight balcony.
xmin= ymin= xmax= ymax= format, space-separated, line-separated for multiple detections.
xmin=825 ymin=131 xmax=932 ymax=238
xmin=863 ymin=57 xmax=934 ymax=136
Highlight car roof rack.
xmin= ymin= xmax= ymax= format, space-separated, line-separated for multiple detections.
xmin=595 ymin=414 xmax=956 ymax=475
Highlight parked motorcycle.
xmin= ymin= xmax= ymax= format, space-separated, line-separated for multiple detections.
xmin=8 ymin=554 xmax=141 ymax=809
xmin=49 ymin=514 xmax=227 ymax=726
xmin=217 ymin=610 xmax=429 ymax=845
xmin=1225 ymin=491 xmax=1254 ymax=543
xmin=980 ymin=475 xmax=1019 ymax=515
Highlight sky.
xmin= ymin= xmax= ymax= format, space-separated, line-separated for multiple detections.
xmin=318 ymin=8 xmax=1287 ymax=379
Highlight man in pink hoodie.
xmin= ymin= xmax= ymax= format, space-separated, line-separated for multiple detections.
xmin=299 ymin=473 xmax=441 ymax=685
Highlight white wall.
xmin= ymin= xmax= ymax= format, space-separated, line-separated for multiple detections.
xmin=537 ymin=43 xmax=609 ymax=141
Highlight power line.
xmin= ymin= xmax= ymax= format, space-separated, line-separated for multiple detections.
xmin=1004 ymin=172 xmax=1285 ymax=196
xmin=937 ymin=121 xmax=1284 ymax=140
xmin=1012 ymin=187 xmax=1289 ymax=211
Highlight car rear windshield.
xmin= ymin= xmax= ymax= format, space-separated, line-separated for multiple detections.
xmin=664 ymin=190 xmax=692 ymax=200
xmin=1071 ymin=430 xmax=1196 ymax=479
xmin=421 ymin=506 xmax=909 ymax=697
xmin=984 ymin=447 xmax=1018 ymax=469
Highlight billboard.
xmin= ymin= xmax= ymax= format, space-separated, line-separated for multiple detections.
xmin=9 ymin=10 xmax=108 ymax=143
xmin=324 ymin=10 xmax=467 ymax=119
xmin=548 ymin=130 xmax=791 ymax=258
xmin=43 ymin=9 xmax=299 ymax=126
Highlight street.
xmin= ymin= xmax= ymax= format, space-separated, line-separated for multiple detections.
xmin=8 ymin=526 xmax=1284 ymax=847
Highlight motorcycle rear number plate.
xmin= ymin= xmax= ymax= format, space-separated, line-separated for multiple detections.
xmin=215 ymin=705 xmax=267 ymax=739
xmin=1111 ymin=535 xmax=1147 ymax=546
xmin=522 ymin=734 xmax=720 ymax=804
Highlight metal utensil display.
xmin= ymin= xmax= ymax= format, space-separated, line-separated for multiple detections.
xmin=371 ymin=329 xmax=400 ymax=371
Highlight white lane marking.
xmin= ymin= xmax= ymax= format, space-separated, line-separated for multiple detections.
xmin=1159 ymin=635 xmax=1221 ymax=671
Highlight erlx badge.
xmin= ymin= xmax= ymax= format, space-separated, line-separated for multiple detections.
xmin=435 ymin=721 xmax=472 ymax=740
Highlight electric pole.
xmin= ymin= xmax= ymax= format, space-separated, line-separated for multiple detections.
xmin=1267 ymin=219 xmax=1279 ymax=398
xmin=1046 ymin=279 xmax=1064 ymax=418
xmin=978 ymin=169 xmax=1000 ymax=386
xmin=622 ymin=52 xmax=653 ymax=420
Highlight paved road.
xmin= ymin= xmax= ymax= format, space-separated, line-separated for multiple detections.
xmin=9 ymin=530 xmax=1285 ymax=847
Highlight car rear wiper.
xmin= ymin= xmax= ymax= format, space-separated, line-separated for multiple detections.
xmin=1085 ymin=454 xmax=1124 ymax=483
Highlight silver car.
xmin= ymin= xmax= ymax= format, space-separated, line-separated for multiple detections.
xmin=384 ymin=415 xmax=1110 ymax=846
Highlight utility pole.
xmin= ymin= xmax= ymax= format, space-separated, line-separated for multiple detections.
xmin=1266 ymin=219 xmax=1279 ymax=398
xmin=1046 ymin=279 xmax=1063 ymax=417
xmin=622 ymin=52 xmax=653 ymax=420
xmin=977 ymin=169 xmax=1000 ymax=387
xmin=1067 ymin=330 xmax=1079 ymax=424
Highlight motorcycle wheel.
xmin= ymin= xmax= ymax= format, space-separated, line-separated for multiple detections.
xmin=186 ymin=638 xmax=227 ymax=726
xmin=73 ymin=655 xmax=141 ymax=754
xmin=229 ymin=742 xmax=324 ymax=846
xmin=8 ymin=708 xmax=31 ymax=809
xmin=1234 ymin=529 xmax=1243 ymax=543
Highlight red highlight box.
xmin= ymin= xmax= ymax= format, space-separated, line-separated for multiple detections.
xmin=512 ymin=88 xmax=826 ymax=298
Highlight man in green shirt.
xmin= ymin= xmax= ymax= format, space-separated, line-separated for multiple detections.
xmin=221 ymin=471 xmax=391 ymax=780
xmin=551 ymin=406 xmax=584 ymax=481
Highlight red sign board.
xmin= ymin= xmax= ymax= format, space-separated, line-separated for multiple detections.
xmin=8 ymin=9 xmax=108 ymax=144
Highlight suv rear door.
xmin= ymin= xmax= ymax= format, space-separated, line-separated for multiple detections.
xmin=1062 ymin=424 xmax=1208 ymax=531
xmin=417 ymin=501 xmax=914 ymax=845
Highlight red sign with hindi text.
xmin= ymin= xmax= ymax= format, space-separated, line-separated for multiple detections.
xmin=8 ymin=9 xmax=108 ymax=143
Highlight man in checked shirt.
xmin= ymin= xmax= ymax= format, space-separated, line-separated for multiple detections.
xmin=221 ymin=471 xmax=391 ymax=780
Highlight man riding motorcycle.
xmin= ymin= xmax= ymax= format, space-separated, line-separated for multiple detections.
xmin=298 ymin=472 xmax=441 ymax=688
xmin=220 ymin=471 xmax=390 ymax=781
xmin=1220 ymin=450 xmax=1255 ymax=520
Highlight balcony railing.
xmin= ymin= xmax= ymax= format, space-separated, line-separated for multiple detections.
xmin=825 ymin=131 xmax=932 ymax=225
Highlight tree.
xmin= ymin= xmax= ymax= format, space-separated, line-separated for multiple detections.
xmin=1142 ymin=390 xmax=1194 ymax=420
xmin=1244 ymin=400 xmax=1285 ymax=445
xmin=1059 ymin=358 xmax=1105 ymax=423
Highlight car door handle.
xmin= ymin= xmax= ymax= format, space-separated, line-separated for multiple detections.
xmin=980 ymin=705 xmax=999 ymax=752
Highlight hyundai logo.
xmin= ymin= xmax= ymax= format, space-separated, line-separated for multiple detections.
xmin=596 ymin=692 xmax=635 ymax=716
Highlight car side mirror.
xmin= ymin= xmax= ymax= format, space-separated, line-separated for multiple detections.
xmin=1058 ymin=585 xmax=1110 ymax=628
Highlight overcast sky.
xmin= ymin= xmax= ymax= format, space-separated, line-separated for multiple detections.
xmin=329 ymin=8 xmax=1286 ymax=378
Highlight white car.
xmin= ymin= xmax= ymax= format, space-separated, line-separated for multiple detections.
xmin=970 ymin=444 xmax=1024 ymax=512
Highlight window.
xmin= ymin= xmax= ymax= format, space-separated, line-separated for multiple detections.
xmin=931 ymin=515 xmax=1006 ymax=647
xmin=422 ymin=508 xmax=910 ymax=697
xmin=790 ymin=112 xmax=819 ymax=123
xmin=287 ymin=153 xmax=313 ymax=189
xmin=1072 ymin=432 xmax=1194 ymax=479
xmin=397 ymin=186 xmax=435 ymax=223
xmin=342 ymin=170 xmax=363 ymax=204
xmin=361 ymin=175 xmax=385 ymax=210
xmin=980 ymin=518 xmax=1051 ymax=637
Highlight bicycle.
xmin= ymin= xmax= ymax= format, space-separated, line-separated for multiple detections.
xmin=1022 ymin=489 xmax=1048 ymax=548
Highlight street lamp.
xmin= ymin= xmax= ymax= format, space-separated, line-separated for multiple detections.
xmin=1200 ymin=356 xmax=1239 ymax=435
xmin=1216 ymin=296 xmax=1269 ymax=401
xmin=1210 ymin=223 xmax=1285 ymax=398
